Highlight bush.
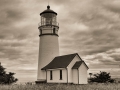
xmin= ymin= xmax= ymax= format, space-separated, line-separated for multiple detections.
xmin=89 ymin=71 xmax=115 ymax=83
xmin=0 ymin=63 xmax=18 ymax=84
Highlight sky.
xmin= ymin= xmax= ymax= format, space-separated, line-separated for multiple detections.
xmin=0 ymin=0 xmax=120 ymax=83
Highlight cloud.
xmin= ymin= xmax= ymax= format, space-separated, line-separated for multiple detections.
xmin=103 ymin=0 xmax=120 ymax=13
xmin=59 ymin=0 xmax=120 ymax=56
xmin=83 ymin=48 xmax=120 ymax=69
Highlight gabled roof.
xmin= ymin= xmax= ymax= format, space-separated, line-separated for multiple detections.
xmin=41 ymin=53 xmax=80 ymax=70
xmin=72 ymin=61 xmax=89 ymax=69
xmin=72 ymin=61 xmax=82 ymax=69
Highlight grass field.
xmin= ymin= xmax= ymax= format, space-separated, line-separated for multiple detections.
xmin=0 ymin=83 xmax=120 ymax=90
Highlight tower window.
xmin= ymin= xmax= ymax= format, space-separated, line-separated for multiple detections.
xmin=40 ymin=29 xmax=42 ymax=35
xmin=50 ymin=70 xmax=52 ymax=80
xmin=60 ymin=70 xmax=62 ymax=80
xmin=53 ymin=28 xmax=56 ymax=34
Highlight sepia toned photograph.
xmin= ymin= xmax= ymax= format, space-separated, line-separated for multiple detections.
xmin=0 ymin=0 xmax=120 ymax=90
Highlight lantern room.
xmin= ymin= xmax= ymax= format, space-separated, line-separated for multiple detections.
xmin=38 ymin=5 xmax=59 ymax=36
xmin=39 ymin=5 xmax=58 ymax=26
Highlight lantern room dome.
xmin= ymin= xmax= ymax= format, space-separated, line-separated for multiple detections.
xmin=40 ymin=5 xmax=57 ymax=15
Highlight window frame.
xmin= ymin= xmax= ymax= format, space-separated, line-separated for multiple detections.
xmin=50 ymin=70 xmax=53 ymax=80
xmin=53 ymin=28 xmax=56 ymax=34
xmin=60 ymin=70 xmax=62 ymax=80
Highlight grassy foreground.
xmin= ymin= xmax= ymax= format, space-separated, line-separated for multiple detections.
xmin=0 ymin=83 xmax=120 ymax=90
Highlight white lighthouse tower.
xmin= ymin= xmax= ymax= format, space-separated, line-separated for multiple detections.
xmin=37 ymin=5 xmax=59 ymax=81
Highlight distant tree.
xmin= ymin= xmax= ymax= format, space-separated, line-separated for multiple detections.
xmin=89 ymin=73 xmax=92 ymax=79
xmin=0 ymin=62 xmax=18 ymax=84
xmin=90 ymin=71 xmax=115 ymax=83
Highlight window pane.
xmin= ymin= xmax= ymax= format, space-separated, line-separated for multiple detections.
xmin=60 ymin=70 xmax=62 ymax=80
xmin=50 ymin=71 xmax=52 ymax=80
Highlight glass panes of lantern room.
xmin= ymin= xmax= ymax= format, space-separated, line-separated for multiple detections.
xmin=41 ymin=13 xmax=57 ymax=26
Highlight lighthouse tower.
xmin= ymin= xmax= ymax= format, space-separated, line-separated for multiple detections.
xmin=37 ymin=5 xmax=59 ymax=81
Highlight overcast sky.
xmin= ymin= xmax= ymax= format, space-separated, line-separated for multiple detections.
xmin=0 ymin=0 xmax=120 ymax=83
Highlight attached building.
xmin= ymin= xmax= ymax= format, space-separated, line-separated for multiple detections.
xmin=41 ymin=53 xmax=89 ymax=84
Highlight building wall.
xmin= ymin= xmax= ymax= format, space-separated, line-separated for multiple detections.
xmin=55 ymin=30 xmax=58 ymax=34
xmin=40 ymin=27 xmax=59 ymax=35
xmin=78 ymin=63 xmax=88 ymax=84
xmin=42 ymin=29 xmax=52 ymax=34
xmin=47 ymin=69 xmax=67 ymax=83
xmin=37 ymin=35 xmax=59 ymax=80
xmin=67 ymin=55 xmax=82 ymax=83
xmin=72 ymin=69 xmax=78 ymax=84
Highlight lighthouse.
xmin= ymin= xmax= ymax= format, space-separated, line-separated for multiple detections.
xmin=37 ymin=5 xmax=59 ymax=81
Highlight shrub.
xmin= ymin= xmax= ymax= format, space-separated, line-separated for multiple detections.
xmin=89 ymin=71 xmax=115 ymax=83
xmin=0 ymin=63 xmax=18 ymax=84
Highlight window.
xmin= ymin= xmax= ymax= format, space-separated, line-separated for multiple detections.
xmin=40 ymin=29 xmax=42 ymax=35
xmin=53 ymin=28 xmax=56 ymax=34
xmin=50 ymin=70 xmax=52 ymax=80
xmin=60 ymin=70 xmax=62 ymax=80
